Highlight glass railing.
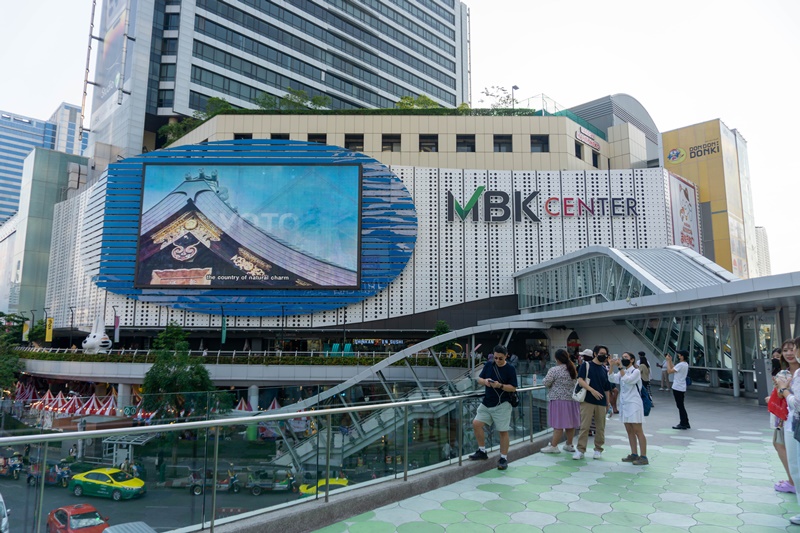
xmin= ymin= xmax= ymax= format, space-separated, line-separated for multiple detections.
xmin=0 ymin=383 xmax=549 ymax=531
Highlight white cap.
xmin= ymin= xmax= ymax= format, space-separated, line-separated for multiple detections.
xmin=579 ymin=349 xmax=594 ymax=357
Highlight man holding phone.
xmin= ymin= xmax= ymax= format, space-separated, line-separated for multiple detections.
xmin=469 ymin=345 xmax=518 ymax=470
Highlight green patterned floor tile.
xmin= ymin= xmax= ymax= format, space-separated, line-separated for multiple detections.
xmin=628 ymin=484 xmax=666 ymax=495
xmin=478 ymin=469 xmax=505 ymax=478
xmin=653 ymin=501 xmax=696 ymax=514
xmin=611 ymin=500 xmax=656 ymax=514
xmin=619 ymin=491 xmax=660 ymax=504
xmin=547 ymin=464 xmax=581 ymax=473
xmin=737 ymin=526 xmax=791 ymax=533
xmin=512 ymin=465 xmax=549 ymax=475
xmin=397 ymin=522 xmax=445 ymax=533
xmin=527 ymin=501 xmax=569 ymax=513
xmin=516 ymin=479 xmax=556 ymax=490
xmin=668 ymin=484 xmax=711 ymax=495
xmin=348 ymin=522 xmax=396 ymax=533
xmin=502 ymin=490 xmax=539 ymax=503
xmin=704 ymin=472 xmax=740 ymax=481
xmin=737 ymin=501 xmax=785 ymax=514
xmin=421 ymin=510 xmax=465 ymax=525
xmin=632 ymin=476 xmax=668 ymax=487
xmin=484 ymin=499 xmax=526 ymax=513
xmin=603 ymin=471 xmax=637 ymax=480
xmin=699 ymin=492 xmax=742 ymax=504
xmin=691 ymin=513 xmax=743 ymax=527
xmin=537 ymin=470 xmax=572 ymax=479
xmin=592 ymin=526 xmax=641 ymax=533
xmin=688 ymin=526 xmax=738 ymax=533
xmin=494 ymin=525 xmax=543 ymax=533
xmin=542 ymin=525 xmax=589 ymax=533
xmin=698 ymin=484 xmax=740 ymax=494
xmin=476 ymin=483 xmax=513 ymax=493
xmin=444 ymin=523 xmax=492 ymax=533
xmin=640 ymin=525 xmax=693 ymax=533
xmin=464 ymin=510 xmax=510 ymax=526
xmin=556 ymin=511 xmax=603 ymax=527
xmin=582 ymin=490 xmax=620 ymax=503
xmin=601 ymin=511 xmax=650 ymax=527
xmin=442 ymin=499 xmax=483 ymax=512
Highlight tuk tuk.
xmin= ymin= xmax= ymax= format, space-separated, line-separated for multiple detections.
xmin=0 ymin=450 xmax=23 ymax=480
xmin=27 ymin=458 xmax=72 ymax=488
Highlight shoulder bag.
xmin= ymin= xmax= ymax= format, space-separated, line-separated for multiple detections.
xmin=572 ymin=362 xmax=590 ymax=402
xmin=493 ymin=364 xmax=520 ymax=407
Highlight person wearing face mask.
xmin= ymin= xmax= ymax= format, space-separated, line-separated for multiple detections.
xmin=609 ymin=352 xmax=648 ymax=465
xmin=573 ymin=345 xmax=612 ymax=460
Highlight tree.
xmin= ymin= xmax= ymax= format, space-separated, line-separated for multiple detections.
xmin=432 ymin=320 xmax=453 ymax=352
xmin=27 ymin=319 xmax=47 ymax=345
xmin=478 ymin=86 xmax=516 ymax=109
xmin=142 ymin=323 xmax=216 ymax=421
xmin=255 ymin=88 xmax=332 ymax=111
xmin=0 ymin=313 xmax=25 ymax=395
xmin=157 ymin=97 xmax=232 ymax=145
xmin=396 ymin=95 xmax=440 ymax=109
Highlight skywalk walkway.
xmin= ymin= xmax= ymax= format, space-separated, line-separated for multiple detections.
xmin=317 ymin=390 xmax=795 ymax=533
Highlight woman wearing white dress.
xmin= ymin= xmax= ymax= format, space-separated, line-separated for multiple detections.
xmin=608 ymin=352 xmax=648 ymax=465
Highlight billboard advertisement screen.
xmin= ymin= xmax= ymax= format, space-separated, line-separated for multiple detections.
xmin=668 ymin=172 xmax=701 ymax=253
xmin=136 ymin=164 xmax=361 ymax=289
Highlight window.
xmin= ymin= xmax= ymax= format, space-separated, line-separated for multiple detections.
xmin=456 ymin=134 xmax=475 ymax=152
xmin=419 ymin=134 xmax=438 ymax=152
xmin=382 ymin=134 xmax=401 ymax=152
xmin=530 ymin=135 xmax=549 ymax=153
xmin=157 ymin=89 xmax=174 ymax=107
xmin=345 ymin=134 xmax=364 ymax=152
xmin=162 ymin=38 xmax=178 ymax=55
xmin=164 ymin=13 xmax=180 ymax=30
xmin=592 ymin=151 xmax=600 ymax=168
xmin=233 ymin=133 xmax=253 ymax=140
xmin=575 ymin=141 xmax=583 ymax=159
xmin=159 ymin=63 xmax=176 ymax=81
xmin=271 ymin=133 xmax=290 ymax=140
xmin=308 ymin=134 xmax=327 ymax=144
xmin=493 ymin=135 xmax=512 ymax=153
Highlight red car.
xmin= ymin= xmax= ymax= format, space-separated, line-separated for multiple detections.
xmin=46 ymin=503 xmax=109 ymax=533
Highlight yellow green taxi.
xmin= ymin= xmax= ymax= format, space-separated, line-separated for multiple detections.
xmin=68 ymin=468 xmax=146 ymax=501
xmin=298 ymin=477 xmax=348 ymax=498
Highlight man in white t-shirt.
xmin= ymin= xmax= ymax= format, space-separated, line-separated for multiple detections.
xmin=665 ymin=350 xmax=690 ymax=429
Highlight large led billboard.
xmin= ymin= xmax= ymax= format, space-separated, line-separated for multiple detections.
xmin=135 ymin=163 xmax=361 ymax=289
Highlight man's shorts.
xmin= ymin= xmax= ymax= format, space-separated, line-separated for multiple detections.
xmin=474 ymin=402 xmax=512 ymax=432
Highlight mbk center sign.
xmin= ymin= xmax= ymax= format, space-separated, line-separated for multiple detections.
xmin=446 ymin=186 xmax=639 ymax=222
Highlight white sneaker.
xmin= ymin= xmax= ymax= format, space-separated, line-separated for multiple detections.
xmin=593 ymin=450 xmax=603 ymax=460
xmin=562 ymin=444 xmax=576 ymax=453
xmin=540 ymin=445 xmax=560 ymax=454
xmin=791 ymin=514 xmax=800 ymax=525
xmin=572 ymin=450 xmax=584 ymax=460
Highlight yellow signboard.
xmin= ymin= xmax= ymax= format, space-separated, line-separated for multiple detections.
xmin=45 ymin=317 xmax=54 ymax=342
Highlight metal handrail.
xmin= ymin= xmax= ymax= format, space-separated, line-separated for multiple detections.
xmin=0 ymin=384 xmax=544 ymax=447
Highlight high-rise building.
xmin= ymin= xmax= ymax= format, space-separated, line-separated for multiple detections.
xmin=87 ymin=0 xmax=471 ymax=163
xmin=662 ymin=119 xmax=757 ymax=278
xmin=755 ymin=226 xmax=772 ymax=276
xmin=0 ymin=103 xmax=87 ymax=222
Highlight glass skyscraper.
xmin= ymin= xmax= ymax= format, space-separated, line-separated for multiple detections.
xmin=87 ymin=0 xmax=470 ymax=161
xmin=0 ymin=103 xmax=88 ymax=222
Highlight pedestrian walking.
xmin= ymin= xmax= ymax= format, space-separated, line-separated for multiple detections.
xmin=609 ymin=352 xmax=648 ymax=465
xmin=469 ymin=345 xmax=518 ymax=471
xmin=656 ymin=360 xmax=669 ymax=390
xmin=665 ymin=350 xmax=691 ymax=429
xmin=540 ymin=349 xmax=579 ymax=454
xmin=573 ymin=345 xmax=612 ymax=460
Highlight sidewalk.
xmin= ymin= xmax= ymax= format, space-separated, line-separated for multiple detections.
xmin=317 ymin=388 xmax=797 ymax=532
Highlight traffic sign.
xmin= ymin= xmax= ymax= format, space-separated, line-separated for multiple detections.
xmin=123 ymin=406 xmax=137 ymax=416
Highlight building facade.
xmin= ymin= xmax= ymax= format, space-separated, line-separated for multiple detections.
xmin=87 ymin=0 xmax=471 ymax=163
xmin=0 ymin=103 xmax=87 ymax=222
xmin=662 ymin=119 xmax=757 ymax=278
xmin=36 ymin=111 xmax=701 ymax=349
xmin=755 ymin=226 xmax=771 ymax=276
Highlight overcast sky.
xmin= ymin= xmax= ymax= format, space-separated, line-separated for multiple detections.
xmin=1 ymin=0 xmax=797 ymax=274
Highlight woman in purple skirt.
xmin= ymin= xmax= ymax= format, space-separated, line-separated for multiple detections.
xmin=541 ymin=349 xmax=581 ymax=453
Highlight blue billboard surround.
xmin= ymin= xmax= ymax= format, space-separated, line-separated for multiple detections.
xmin=97 ymin=140 xmax=417 ymax=316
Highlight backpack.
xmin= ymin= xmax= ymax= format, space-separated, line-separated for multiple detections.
xmin=638 ymin=384 xmax=652 ymax=416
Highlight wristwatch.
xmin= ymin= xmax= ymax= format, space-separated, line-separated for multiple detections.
xmin=780 ymin=388 xmax=789 ymax=394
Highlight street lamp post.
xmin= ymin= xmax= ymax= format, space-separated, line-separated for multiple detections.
xmin=511 ymin=85 xmax=519 ymax=110
xmin=69 ymin=306 xmax=76 ymax=348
